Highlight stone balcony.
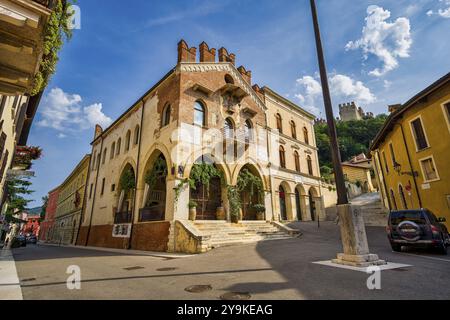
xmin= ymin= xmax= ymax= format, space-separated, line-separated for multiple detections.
xmin=0 ymin=0 xmax=52 ymax=95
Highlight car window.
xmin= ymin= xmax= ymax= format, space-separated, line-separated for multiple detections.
xmin=427 ymin=212 xmax=438 ymax=223
xmin=390 ymin=211 xmax=427 ymax=225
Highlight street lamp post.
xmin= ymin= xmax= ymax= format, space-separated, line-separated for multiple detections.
xmin=309 ymin=0 xmax=385 ymax=267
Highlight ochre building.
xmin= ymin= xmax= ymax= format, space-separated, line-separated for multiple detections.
xmin=370 ymin=73 xmax=450 ymax=228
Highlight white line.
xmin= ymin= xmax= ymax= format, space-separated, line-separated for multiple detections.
xmin=395 ymin=252 xmax=450 ymax=263
xmin=0 ymin=249 xmax=23 ymax=300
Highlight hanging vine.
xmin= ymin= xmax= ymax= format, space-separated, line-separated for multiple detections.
xmin=173 ymin=163 xmax=224 ymax=203
xmin=144 ymin=157 xmax=168 ymax=190
xmin=31 ymin=0 xmax=75 ymax=95
xmin=119 ymin=168 xmax=136 ymax=192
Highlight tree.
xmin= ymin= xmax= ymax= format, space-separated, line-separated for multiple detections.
xmin=40 ymin=195 xmax=49 ymax=221
xmin=315 ymin=114 xmax=388 ymax=172
xmin=5 ymin=178 xmax=34 ymax=219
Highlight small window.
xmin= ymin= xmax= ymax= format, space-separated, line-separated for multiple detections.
xmin=279 ymin=146 xmax=286 ymax=169
xmin=161 ymin=104 xmax=171 ymax=128
xmin=125 ymin=130 xmax=131 ymax=152
xmin=116 ymin=138 xmax=121 ymax=155
xmin=410 ymin=117 xmax=429 ymax=151
xmin=294 ymin=151 xmax=300 ymax=172
xmin=442 ymin=102 xmax=450 ymax=133
xmin=382 ymin=151 xmax=389 ymax=174
xmin=307 ymin=155 xmax=313 ymax=176
xmin=110 ymin=142 xmax=116 ymax=159
xmin=111 ymin=184 xmax=116 ymax=192
xmin=102 ymin=148 xmax=107 ymax=165
xmin=275 ymin=114 xmax=283 ymax=134
xmin=134 ymin=125 xmax=140 ymax=145
xmin=194 ymin=101 xmax=206 ymax=127
xmin=303 ymin=127 xmax=309 ymax=145
xmin=101 ymin=178 xmax=105 ymax=196
xmin=389 ymin=143 xmax=396 ymax=167
xmin=420 ymin=157 xmax=439 ymax=182
xmin=290 ymin=121 xmax=297 ymax=140
xmin=399 ymin=184 xmax=408 ymax=210
xmin=244 ymin=120 xmax=253 ymax=144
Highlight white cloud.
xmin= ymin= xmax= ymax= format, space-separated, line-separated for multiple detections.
xmin=426 ymin=1 xmax=450 ymax=18
xmin=345 ymin=5 xmax=412 ymax=77
xmin=294 ymin=74 xmax=376 ymax=116
xmin=427 ymin=10 xmax=434 ymax=16
xmin=38 ymin=88 xmax=112 ymax=133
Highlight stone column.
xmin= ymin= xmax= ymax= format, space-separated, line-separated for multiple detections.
xmin=264 ymin=192 xmax=273 ymax=221
xmin=332 ymin=205 xmax=386 ymax=267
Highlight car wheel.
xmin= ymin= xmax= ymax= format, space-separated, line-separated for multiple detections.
xmin=391 ymin=243 xmax=402 ymax=252
xmin=437 ymin=237 xmax=448 ymax=255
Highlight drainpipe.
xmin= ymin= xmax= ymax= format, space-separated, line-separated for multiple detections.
xmin=127 ymin=99 xmax=145 ymax=250
xmin=396 ymin=123 xmax=423 ymax=208
xmin=85 ymin=138 xmax=104 ymax=246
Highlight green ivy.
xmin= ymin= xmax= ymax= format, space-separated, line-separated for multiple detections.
xmin=144 ymin=157 xmax=167 ymax=190
xmin=31 ymin=0 xmax=74 ymax=95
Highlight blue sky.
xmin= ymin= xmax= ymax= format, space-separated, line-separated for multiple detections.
xmin=27 ymin=0 xmax=450 ymax=207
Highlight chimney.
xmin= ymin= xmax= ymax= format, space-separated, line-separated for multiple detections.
xmin=237 ymin=66 xmax=252 ymax=85
xmin=199 ymin=42 xmax=216 ymax=63
xmin=177 ymin=39 xmax=197 ymax=63
xmin=388 ymin=104 xmax=402 ymax=113
xmin=218 ymin=47 xmax=235 ymax=65
xmin=94 ymin=124 xmax=103 ymax=140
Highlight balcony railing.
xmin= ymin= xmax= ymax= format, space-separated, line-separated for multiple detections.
xmin=114 ymin=211 xmax=132 ymax=224
xmin=32 ymin=0 xmax=55 ymax=9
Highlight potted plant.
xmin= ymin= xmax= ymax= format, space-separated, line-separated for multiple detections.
xmin=188 ymin=200 xmax=197 ymax=221
xmin=253 ymin=204 xmax=266 ymax=221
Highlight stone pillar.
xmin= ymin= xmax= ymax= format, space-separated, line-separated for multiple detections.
xmin=167 ymin=178 xmax=190 ymax=221
xmin=289 ymin=193 xmax=298 ymax=221
xmin=300 ymin=195 xmax=309 ymax=221
xmin=332 ymin=205 xmax=386 ymax=267
xmin=263 ymin=192 xmax=272 ymax=221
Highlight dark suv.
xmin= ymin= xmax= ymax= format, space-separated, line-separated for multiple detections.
xmin=387 ymin=209 xmax=449 ymax=255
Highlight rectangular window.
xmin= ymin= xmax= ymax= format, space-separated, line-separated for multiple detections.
xmin=443 ymin=102 xmax=450 ymax=132
xmin=420 ymin=157 xmax=439 ymax=182
xmin=89 ymin=184 xmax=93 ymax=199
xmin=389 ymin=143 xmax=396 ymax=166
xmin=382 ymin=151 xmax=389 ymax=174
xmin=101 ymin=178 xmax=105 ymax=195
xmin=410 ymin=117 xmax=429 ymax=151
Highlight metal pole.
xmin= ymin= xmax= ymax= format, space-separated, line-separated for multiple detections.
xmin=310 ymin=0 xmax=348 ymax=205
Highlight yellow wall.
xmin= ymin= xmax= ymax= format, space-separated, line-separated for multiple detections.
xmin=372 ymin=81 xmax=450 ymax=228
xmin=342 ymin=165 xmax=374 ymax=192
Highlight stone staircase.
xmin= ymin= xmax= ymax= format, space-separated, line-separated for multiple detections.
xmin=193 ymin=221 xmax=299 ymax=249
xmin=351 ymin=193 xmax=388 ymax=227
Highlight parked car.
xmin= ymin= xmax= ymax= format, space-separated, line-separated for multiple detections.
xmin=12 ymin=235 xmax=27 ymax=248
xmin=27 ymin=234 xmax=37 ymax=244
xmin=387 ymin=209 xmax=449 ymax=254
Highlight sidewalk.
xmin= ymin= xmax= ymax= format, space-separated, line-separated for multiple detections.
xmin=38 ymin=242 xmax=196 ymax=259
xmin=0 ymin=249 xmax=23 ymax=300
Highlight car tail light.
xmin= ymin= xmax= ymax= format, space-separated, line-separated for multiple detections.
xmin=386 ymin=225 xmax=391 ymax=234
xmin=431 ymin=225 xmax=440 ymax=235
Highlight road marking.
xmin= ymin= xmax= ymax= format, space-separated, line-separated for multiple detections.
xmin=394 ymin=252 xmax=450 ymax=263
xmin=0 ymin=249 xmax=23 ymax=300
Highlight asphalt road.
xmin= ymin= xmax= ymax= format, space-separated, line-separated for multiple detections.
xmin=11 ymin=222 xmax=450 ymax=300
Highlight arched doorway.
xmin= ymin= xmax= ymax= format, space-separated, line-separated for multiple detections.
xmin=295 ymin=185 xmax=306 ymax=221
xmin=140 ymin=153 xmax=168 ymax=221
xmin=308 ymin=187 xmax=318 ymax=221
xmin=279 ymin=185 xmax=288 ymax=221
xmin=189 ymin=155 xmax=223 ymax=220
xmin=116 ymin=164 xmax=136 ymax=224
xmin=238 ymin=164 xmax=264 ymax=221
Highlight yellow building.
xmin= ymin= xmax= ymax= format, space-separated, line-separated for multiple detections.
xmin=342 ymin=153 xmax=375 ymax=193
xmin=370 ymin=72 xmax=450 ymax=228
xmin=53 ymin=155 xmax=90 ymax=245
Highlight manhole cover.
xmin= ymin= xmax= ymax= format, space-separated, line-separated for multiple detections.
xmin=21 ymin=278 xmax=36 ymax=282
xmin=220 ymin=292 xmax=252 ymax=300
xmin=185 ymin=285 xmax=212 ymax=293
xmin=156 ymin=267 xmax=177 ymax=272
xmin=123 ymin=266 xmax=145 ymax=271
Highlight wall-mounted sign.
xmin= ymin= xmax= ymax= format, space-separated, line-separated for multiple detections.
xmin=112 ymin=224 xmax=132 ymax=238
xmin=421 ymin=183 xmax=431 ymax=190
